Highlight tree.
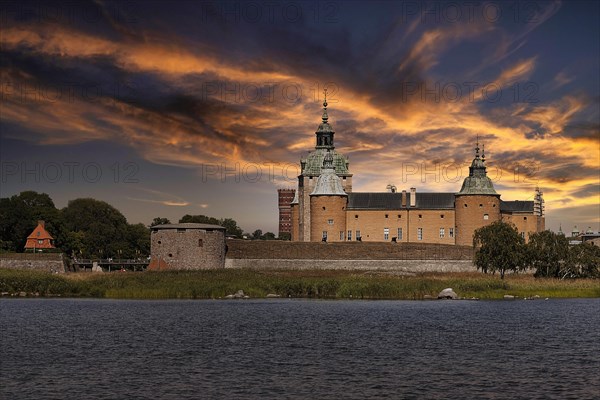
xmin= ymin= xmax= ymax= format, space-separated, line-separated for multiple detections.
xmin=526 ymin=231 xmax=572 ymax=278
xmin=179 ymin=214 xmax=244 ymax=238
xmin=150 ymin=217 xmax=171 ymax=227
xmin=278 ymin=232 xmax=291 ymax=241
xmin=570 ymin=243 xmax=600 ymax=278
xmin=62 ymin=198 xmax=129 ymax=258
xmin=473 ymin=221 xmax=525 ymax=279
xmin=252 ymin=229 xmax=263 ymax=240
xmin=0 ymin=191 xmax=62 ymax=252
xmin=262 ymin=232 xmax=276 ymax=240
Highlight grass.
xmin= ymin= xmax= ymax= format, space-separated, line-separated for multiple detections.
xmin=1 ymin=268 xmax=599 ymax=300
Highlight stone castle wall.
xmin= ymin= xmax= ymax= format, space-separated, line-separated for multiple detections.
xmin=0 ymin=253 xmax=65 ymax=273
xmin=310 ymin=195 xmax=347 ymax=242
xmin=226 ymin=240 xmax=473 ymax=260
xmin=150 ymin=229 xmax=225 ymax=270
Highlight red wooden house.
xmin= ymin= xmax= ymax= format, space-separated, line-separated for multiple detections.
xmin=25 ymin=220 xmax=55 ymax=251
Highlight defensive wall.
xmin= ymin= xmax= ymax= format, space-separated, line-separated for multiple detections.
xmin=225 ymin=240 xmax=475 ymax=272
xmin=0 ymin=253 xmax=66 ymax=273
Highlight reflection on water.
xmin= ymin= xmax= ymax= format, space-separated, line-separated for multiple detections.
xmin=1 ymin=299 xmax=599 ymax=399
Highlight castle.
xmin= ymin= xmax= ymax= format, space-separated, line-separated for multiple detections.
xmin=285 ymin=92 xmax=545 ymax=245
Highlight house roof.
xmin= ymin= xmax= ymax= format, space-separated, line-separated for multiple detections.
xmin=151 ymin=223 xmax=226 ymax=231
xmin=347 ymin=192 xmax=456 ymax=210
xmin=500 ymin=200 xmax=534 ymax=213
xmin=26 ymin=222 xmax=54 ymax=240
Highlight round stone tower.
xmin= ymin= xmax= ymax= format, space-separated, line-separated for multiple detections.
xmin=455 ymin=142 xmax=500 ymax=246
xmin=310 ymin=150 xmax=348 ymax=242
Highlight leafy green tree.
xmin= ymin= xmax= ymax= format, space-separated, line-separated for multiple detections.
xmin=126 ymin=223 xmax=151 ymax=257
xmin=252 ymin=229 xmax=263 ymax=240
xmin=473 ymin=221 xmax=525 ymax=279
xmin=570 ymin=243 xmax=600 ymax=278
xmin=0 ymin=191 xmax=62 ymax=252
xmin=278 ymin=232 xmax=291 ymax=241
xmin=62 ymin=198 xmax=129 ymax=258
xmin=150 ymin=217 xmax=171 ymax=227
xmin=179 ymin=214 xmax=243 ymax=238
xmin=526 ymin=231 xmax=573 ymax=278
xmin=262 ymin=232 xmax=276 ymax=240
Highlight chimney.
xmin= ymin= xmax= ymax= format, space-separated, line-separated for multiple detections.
xmin=410 ymin=187 xmax=416 ymax=207
xmin=38 ymin=220 xmax=45 ymax=228
xmin=401 ymin=190 xmax=407 ymax=207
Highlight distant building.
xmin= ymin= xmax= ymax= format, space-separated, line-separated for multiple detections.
xmin=148 ymin=223 xmax=226 ymax=270
xmin=277 ymin=189 xmax=296 ymax=238
xmin=287 ymin=92 xmax=545 ymax=245
xmin=24 ymin=220 xmax=55 ymax=251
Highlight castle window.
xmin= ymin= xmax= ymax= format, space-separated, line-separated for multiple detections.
xmin=521 ymin=232 xmax=525 ymax=239
xmin=322 ymin=231 xmax=328 ymax=240
xmin=384 ymin=228 xmax=389 ymax=240
xmin=484 ymin=214 xmax=489 ymax=220
xmin=198 ymin=239 xmax=203 ymax=247
xmin=464 ymin=204 xmax=468 ymax=207
xmin=493 ymin=204 xmax=496 ymax=207
xmin=168 ymin=253 xmax=173 ymax=257
xmin=479 ymin=204 xmax=483 ymax=207
xmin=524 ymin=217 xmax=527 ymax=221
xmin=157 ymin=240 xmax=162 ymax=244
xmin=348 ymin=230 xmax=352 ymax=241
xmin=323 ymin=207 xmax=326 ymax=210
xmin=356 ymin=230 xmax=361 ymax=240
xmin=38 ymin=239 xmax=43 ymax=244
xmin=398 ymin=215 xmax=401 ymax=218
xmin=449 ymin=228 xmax=454 ymax=238
xmin=397 ymin=228 xmax=403 ymax=240
xmin=340 ymin=231 xmax=345 ymax=240
xmin=328 ymin=219 xmax=334 ymax=225
xmin=355 ymin=215 xmax=359 ymax=219
xmin=385 ymin=214 xmax=389 ymax=218
xmin=439 ymin=228 xmax=445 ymax=238
xmin=418 ymin=214 xmax=422 ymax=219
xmin=441 ymin=214 xmax=444 ymax=219
xmin=417 ymin=228 xmax=423 ymax=241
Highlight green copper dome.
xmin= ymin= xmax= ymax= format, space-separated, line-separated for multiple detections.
xmin=457 ymin=142 xmax=498 ymax=195
xmin=301 ymin=149 xmax=350 ymax=176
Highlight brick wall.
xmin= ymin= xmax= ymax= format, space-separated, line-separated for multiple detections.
xmin=455 ymin=195 xmax=500 ymax=246
xmin=502 ymin=214 xmax=545 ymax=242
xmin=310 ymin=195 xmax=347 ymax=242
xmin=226 ymin=240 xmax=473 ymax=260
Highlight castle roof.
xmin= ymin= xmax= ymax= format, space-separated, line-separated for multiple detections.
xmin=457 ymin=140 xmax=498 ymax=196
xmin=26 ymin=221 xmax=54 ymax=240
xmin=151 ymin=223 xmax=226 ymax=231
xmin=310 ymin=151 xmax=347 ymax=196
xmin=500 ymin=200 xmax=534 ymax=213
xmin=347 ymin=192 xmax=455 ymax=210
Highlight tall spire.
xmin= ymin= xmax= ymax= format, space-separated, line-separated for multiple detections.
xmin=315 ymin=88 xmax=335 ymax=149
xmin=475 ymin=134 xmax=480 ymax=159
xmin=482 ymin=143 xmax=485 ymax=162
xmin=322 ymin=88 xmax=328 ymax=124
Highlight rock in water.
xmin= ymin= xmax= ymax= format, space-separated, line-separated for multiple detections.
xmin=437 ymin=288 xmax=458 ymax=300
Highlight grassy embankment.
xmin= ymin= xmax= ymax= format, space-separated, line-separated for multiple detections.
xmin=1 ymin=268 xmax=599 ymax=299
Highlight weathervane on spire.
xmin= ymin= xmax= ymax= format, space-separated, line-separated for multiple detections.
xmin=475 ymin=134 xmax=480 ymax=158
xmin=321 ymin=88 xmax=329 ymax=124
xmin=482 ymin=143 xmax=486 ymax=162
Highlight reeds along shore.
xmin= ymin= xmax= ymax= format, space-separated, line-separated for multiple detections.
xmin=0 ymin=269 xmax=599 ymax=300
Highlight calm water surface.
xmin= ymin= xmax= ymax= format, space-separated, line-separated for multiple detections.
xmin=1 ymin=298 xmax=599 ymax=399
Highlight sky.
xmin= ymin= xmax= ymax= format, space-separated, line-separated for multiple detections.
xmin=1 ymin=0 xmax=598 ymax=235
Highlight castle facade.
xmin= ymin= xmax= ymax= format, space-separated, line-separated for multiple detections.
xmin=288 ymin=94 xmax=545 ymax=245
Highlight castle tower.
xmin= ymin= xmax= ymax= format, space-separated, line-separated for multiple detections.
xmin=455 ymin=141 xmax=501 ymax=246
xmin=290 ymin=190 xmax=299 ymax=241
xmin=297 ymin=90 xmax=352 ymax=241
xmin=309 ymin=150 xmax=348 ymax=242
xmin=533 ymin=186 xmax=546 ymax=232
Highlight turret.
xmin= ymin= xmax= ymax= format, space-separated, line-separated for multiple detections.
xmin=309 ymin=150 xmax=348 ymax=242
xmin=455 ymin=139 xmax=501 ymax=246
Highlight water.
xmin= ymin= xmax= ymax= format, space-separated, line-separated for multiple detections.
xmin=1 ymin=299 xmax=599 ymax=399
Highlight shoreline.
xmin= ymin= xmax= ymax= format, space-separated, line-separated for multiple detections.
xmin=1 ymin=268 xmax=598 ymax=300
